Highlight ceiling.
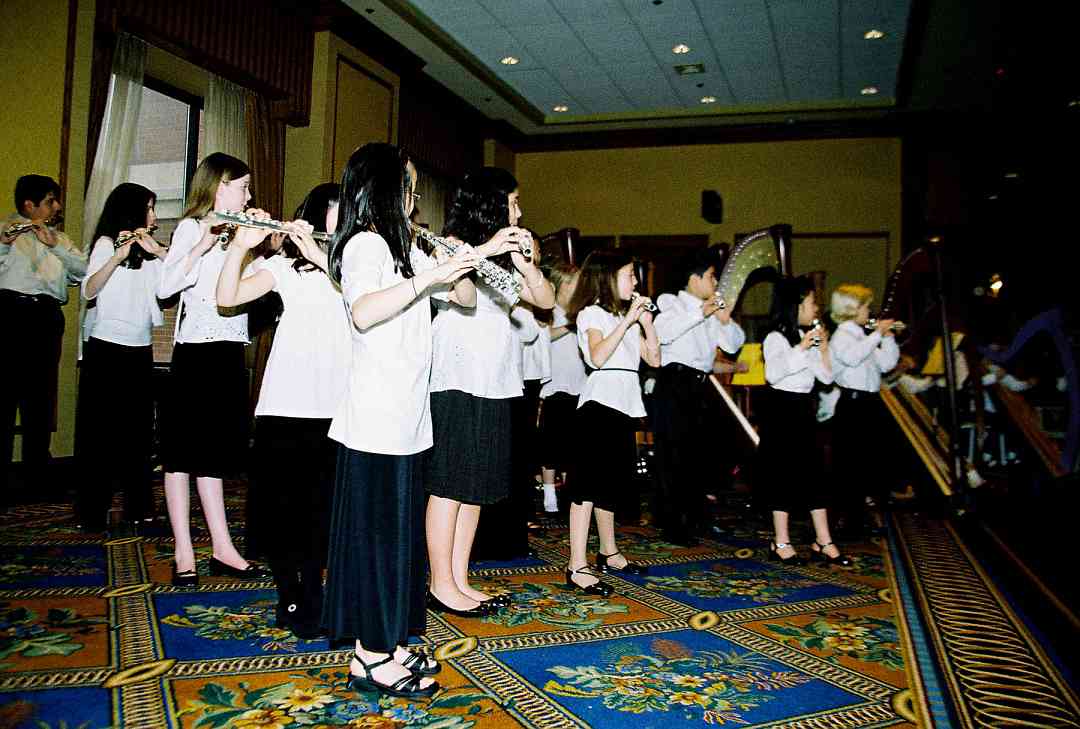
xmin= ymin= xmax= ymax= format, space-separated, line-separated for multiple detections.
xmin=349 ymin=0 xmax=913 ymax=134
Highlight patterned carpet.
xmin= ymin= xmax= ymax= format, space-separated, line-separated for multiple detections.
xmin=0 ymin=485 xmax=928 ymax=729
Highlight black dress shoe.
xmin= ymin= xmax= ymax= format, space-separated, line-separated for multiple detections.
xmin=565 ymin=567 xmax=614 ymax=597
xmin=810 ymin=542 xmax=853 ymax=567
xmin=208 ymin=557 xmax=271 ymax=579
xmin=480 ymin=593 xmax=512 ymax=609
xmin=427 ymin=592 xmax=495 ymax=618
xmin=172 ymin=564 xmax=199 ymax=587
xmin=595 ymin=551 xmax=647 ymax=575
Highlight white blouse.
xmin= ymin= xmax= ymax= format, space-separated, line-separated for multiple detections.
xmin=576 ymin=305 xmax=646 ymax=418
xmin=654 ymin=290 xmax=746 ymax=372
xmin=81 ymin=236 xmax=163 ymax=347
xmin=763 ymin=330 xmax=834 ymax=393
xmin=513 ymin=306 xmax=550 ymax=382
xmin=328 ymin=232 xmax=437 ymax=455
xmin=830 ymin=320 xmax=900 ymax=393
xmin=251 ymin=255 xmax=351 ymax=419
xmin=157 ymin=218 xmax=248 ymax=344
xmin=430 ymin=280 xmax=525 ymax=399
xmin=541 ymin=304 xmax=586 ymax=398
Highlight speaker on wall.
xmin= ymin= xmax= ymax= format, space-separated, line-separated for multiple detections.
xmin=702 ymin=190 xmax=723 ymax=224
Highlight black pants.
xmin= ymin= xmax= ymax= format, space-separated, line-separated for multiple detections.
xmin=75 ymin=337 xmax=154 ymax=526
xmin=0 ymin=291 xmax=64 ymax=498
xmin=832 ymin=388 xmax=895 ymax=523
xmin=652 ymin=364 xmax=724 ymax=535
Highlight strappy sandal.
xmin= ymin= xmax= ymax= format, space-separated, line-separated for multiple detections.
xmin=398 ymin=646 xmax=441 ymax=676
xmin=350 ymin=652 xmax=439 ymax=699
xmin=768 ymin=541 xmax=804 ymax=565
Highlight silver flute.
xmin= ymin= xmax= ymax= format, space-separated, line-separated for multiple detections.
xmin=809 ymin=318 xmax=822 ymax=347
xmin=211 ymin=210 xmax=331 ymax=248
xmin=115 ymin=225 xmax=158 ymax=249
xmin=3 ymin=215 xmax=63 ymax=239
xmin=866 ymin=318 xmax=907 ymax=333
xmin=410 ymin=224 xmax=522 ymax=304
xmin=631 ymin=292 xmax=658 ymax=312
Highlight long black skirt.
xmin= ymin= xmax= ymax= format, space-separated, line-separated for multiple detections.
xmin=160 ymin=341 xmax=249 ymax=478
xmin=569 ymin=400 xmax=638 ymax=515
xmin=322 ymin=446 xmax=427 ymax=651
xmin=427 ymin=390 xmax=511 ymax=505
xmin=755 ymin=388 xmax=829 ymax=513
xmin=75 ymin=337 xmax=154 ymax=525
xmin=247 ymin=416 xmax=334 ymax=569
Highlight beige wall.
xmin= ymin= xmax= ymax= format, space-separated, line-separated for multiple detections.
xmin=516 ymin=137 xmax=902 ymax=299
xmin=284 ymin=32 xmax=400 ymax=213
xmin=2 ymin=0 xmax=95 ymax=459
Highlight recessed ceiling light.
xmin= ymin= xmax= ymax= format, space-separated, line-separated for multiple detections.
xmin=860 ymin=86 xmax=879 ymax=95
xmin=674 ymin=63 xmax=705 ymax=76
xmin=553 ymin=105 xmax=569 ymax=112
xmin=672 ymin=44 xmax=691 ymax=54
xmin=1069 ymin=99 xmax=1080 ymax=108
xmin=1004 ymin=172 xmax=1019 ymax=179
xmin=500 ymin=56 xmax=519 ymax=65
xmin=864 ymin=29 xmax=885 ymax=40
xmin=700 ymin=96 xmax=717 ymax=104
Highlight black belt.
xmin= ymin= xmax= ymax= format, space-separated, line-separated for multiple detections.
xmin=662 ymin=362 xmax=709 ymax=384
xmin=839 ymin=387 xmax=875 ymax=400
xmin=0 ymin=289 xmax=60 ymax=306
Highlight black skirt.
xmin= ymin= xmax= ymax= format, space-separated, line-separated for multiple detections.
xmin=755 ymin=388 xmax=829 ymax=513
xmin=247 ymin=416 xmax=334 ymax=568
xmin=160 ymin=341 xmax=249 ymax=478
xmin=569 ymin=400 xmax=638 ymax=514
xmin=427 ymin=390 xmax=511 ymax=505
xmin=322 ymin=446 xmax=427 ymax=651
xmin=75 ymin=337 xmax=155 ymax=523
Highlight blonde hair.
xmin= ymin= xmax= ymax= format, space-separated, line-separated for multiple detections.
xmin=181 ymin=152 xmax=251 ymax=220
xmin=830 ymin=283 xmax=874 ymax=324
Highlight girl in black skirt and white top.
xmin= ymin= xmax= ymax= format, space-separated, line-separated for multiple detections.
xmin=760 ymin=276 xmax=851 ymax=567
xmin=76 ymin=183 xmax=167 ymax=530
xmin=157 ymin=153 xmax=270 ymax=586
xmin=426 ymin=168 xmax=554 ymax=616
xmin=215 ymin=184 xmax=350 ymax=638
xmin=564 ymin=250 xmax=660 ymax=595
xmin=322 ymin=144 xmax=480 ymax=699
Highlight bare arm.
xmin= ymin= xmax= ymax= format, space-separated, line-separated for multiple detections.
xmin=639 ymin=310 xmax=661 ymax=367
xmin=351 ymin=247 xmax=480 ymax=330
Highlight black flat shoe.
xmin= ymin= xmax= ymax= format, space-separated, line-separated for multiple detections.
xmin=810 ymin=541 xmax=853 ymax=567
xmin=350 ymin=653 xmax=438 ymax=699
xmin=172 ymin=564 xmax=199 ymax=587
xmin=565 ymin=567 xmax=614 ymax=597
xmin=427 ymin=592 xmax=495 ymax=618
xmin=480 ymin=593 xmax=512 ymax=609
xmin=398 ymin=646 xmax=441 ymax=676
xmin=208 ymin=557 xmax=271 ymax=579
xmin=596 ymin=551 xmax=647 ymax=575
xmin=768 ymin=541 xmax=804 ymax=566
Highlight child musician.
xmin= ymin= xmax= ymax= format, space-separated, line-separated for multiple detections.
xmin=538 ymin=261 xmax=585 ymax=513
xmin=426 ymin=168 xmax=553 ymax=616
xmin=564 ymin=250 xmax=660 ymax=595
xmin=828 ymin=284 xmax=899 ymax=534
xmin=652 ymin=247 xmax=745 ymax=546
xmin=76 ymin=183 xmax=167 ymax=531
xmin=214 ymin=184 xmax=349 ymax=639
xmin=759 ymin=276 xmax=850 ymax=566
xmin=157 ymin=153 xmax=270 ymax=586
xmin=322 ymin=143 xmax=479 ymax=699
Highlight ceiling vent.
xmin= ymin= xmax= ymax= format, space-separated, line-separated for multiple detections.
xmin=674 ymin=63 xmax=705 ymax=75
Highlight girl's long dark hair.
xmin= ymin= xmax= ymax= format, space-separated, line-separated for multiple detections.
xmin=768 ymin=275 xmax=816 ymax=346
xmin=443 ymin=167 xmax=518 ymax=272
xmin=328 ymin=144 xmax=413 ymax=284
xmin=92 ymin=183 xmax=157 ymax=269
xmin=566 ymin=249 xmax=635 ymax=322
xmin=284 ymin=182 xmax=339 ymax=273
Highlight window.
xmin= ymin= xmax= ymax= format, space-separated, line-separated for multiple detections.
xmin=129 ymin=78 xmax=203 ymax=362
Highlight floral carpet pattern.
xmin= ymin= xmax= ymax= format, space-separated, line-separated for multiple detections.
xmin=0 ymin=488 xmax=933 ymax=728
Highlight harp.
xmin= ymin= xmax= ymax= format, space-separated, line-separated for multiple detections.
xmin=715 ymin=224 xmax=792 ymax=308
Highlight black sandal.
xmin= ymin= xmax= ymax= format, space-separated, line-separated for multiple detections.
xmin=810 ymin=541 xmax=853 ymax=567
xmin=596 ymin=551 xmax=646 ymax=575
xmin=398 ymin=646 xmax=441 ymax=676
xmin=565 ymin=566 xmax=614 ymax=597
xmin=350 ymin=652 xmax=439 ymax=698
